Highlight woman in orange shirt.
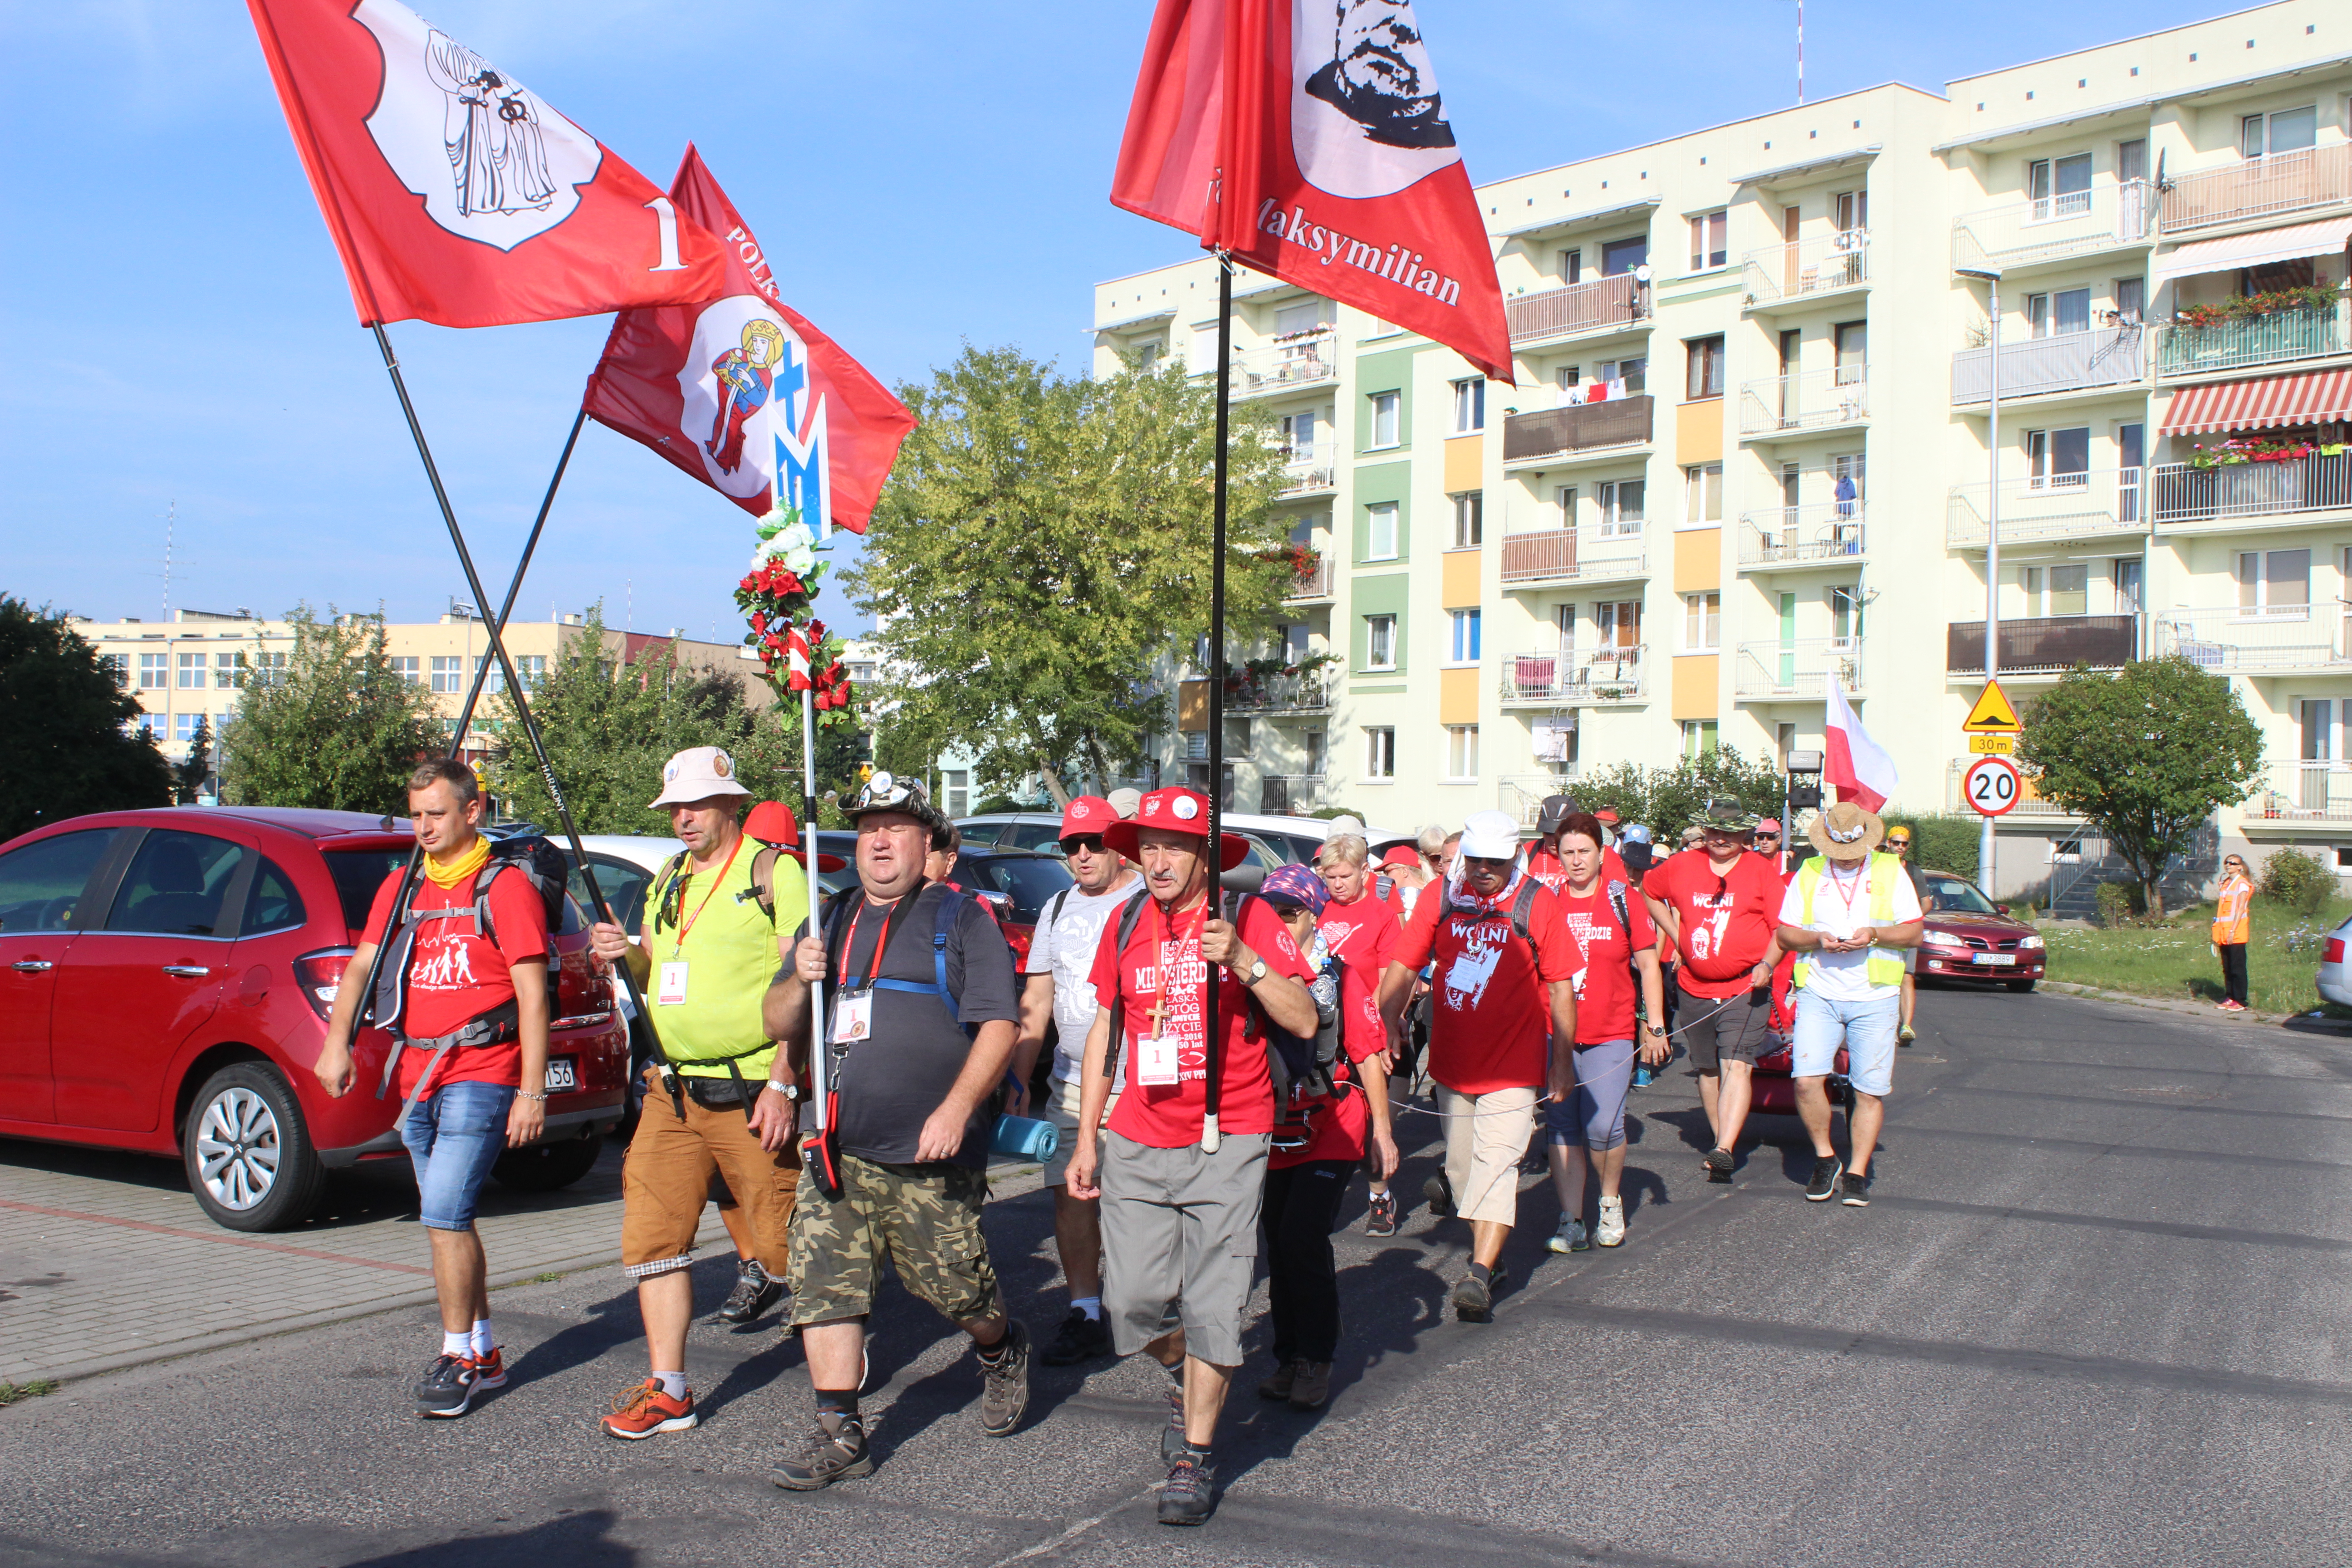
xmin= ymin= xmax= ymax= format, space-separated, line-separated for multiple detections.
xmin=2211 ymin=855 xmax=2254 ymax=1013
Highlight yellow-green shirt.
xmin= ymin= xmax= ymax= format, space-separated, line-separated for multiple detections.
xmin=645 ymin=840 xmax=807 ymax=1082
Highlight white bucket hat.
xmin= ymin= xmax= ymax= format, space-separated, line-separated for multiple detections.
xmin=1456 ymin=809 xmax=1521 ymax=862
xmin=648 ymin=746 xmax=752 ymax=810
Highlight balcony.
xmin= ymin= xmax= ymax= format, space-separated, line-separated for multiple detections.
xmin=1256 ymin=774 xmax=1330 ymax=815
xmin=1946 ymin=615 xmax=2136 ymax=676
xmin=1498 ymin=525 xmax=1648 ymax=587
xmin=1230 ymin=333 xmax=1337 ymax=398
xmin=1950 ymin=180 xmax=2154 ymax=273
xmin=2154 ymin=604 xmax=2352 ymax=673
xmin=1501 ymin=772 xmax=1580 ymax=828
xmin=1499 ymin=647 xmax=1647 ymax=706
xmin=1737 ymin=504 xmax=1866 ymax=568
xmin=2160 ymin=145 xmax=2352 ymax=235
xmin=1502 ymin=394 xmax=1652 ymax=465
xmin=1738 ymin=368 xmax=1867 ymax=438
xmin=1741 ymin=230 xmax=1870 ymax=310
xmin=1506 ymin=274 xmax=1647 ymax=345
xmin=2157 ymin=304 xmax=2346 ymax=380
xmin=1224 ymin=668 xmax=1330 ymax=715
xmin=1282 ymin=551 xmax=1335 ymax=602
xmin=1944 ymin=758 xmax=2079 ymax=822
xmin=1276 ymin=460 xmax=1335 ymax=497
xmin=1732 ymin=637 xmax=1865 ymax=701
xmin=1945 ymin=470 xmax=2146 ymax=549
xmin=2246 ymin=759 xmax=2352 ymax=825
xmin=2151 ymin=451 xmax=2352 ymax=532
xmin=1951 ymin=325 xmax=2147 ymax=404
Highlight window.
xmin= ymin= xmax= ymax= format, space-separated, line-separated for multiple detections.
xmin=1451 ymin=491 xmax=1483 ymax=548
xmin=1449 ymin=609 xmax=1482 ymax=663
xmin=214 ymin=651 xmax=249 ymax=689
xmin=2117 ymin=138 xmax=2147 ymax=183
xmin=1683 ymin=463 xmax=1722 ymax=525
xmin=2243 ymin=106 xmax=2317 ymax=159
xmin=1685 ymin=335 xmax=1725 ymax=400
xmin=1601 ymin=235 xmax=1649 ymax=276
xmin=1598 ymin=479 xmax=1644 ymax=535
xmin=1680 ymin=720 xmax=1719 ymax=760
xmin=138 ymin=652 xmax=167 ymax=689
xmin=1553 ymin=484 xmax=1578 ymax=529
xmin=1224 ymin=715 xmax=1252 ymax=755
xmin=2026 ymin=426 xmax=2090 ymax=488
xmin=1451 ymin=378 xmax=1485 ymax=433
xmin=1368 ymin=390 xmax=1400 ymax=448
xmin=1688 ymin=210 xmax=1727 ymax=271
xmin=1833 ymin=321 xmax=1866 ymax=382
xmin=2115 ymin=276 xmax=2145 ymax=323
xmin=0 ymin=828 xmax=120 ymax=933
xmin=1597 ymin=599 xmax=1642 ymax=648
xmin=1366 ymin=501 xmax=1398 ymax=560
xmin=1445 ymin=725 xmax=1480 ymax=780
xmin=1304 ymin=727 xmax=1328 ymax=777
xmin=1682 ymin=592 xmax=1720 ymax=652
xmin=1135 ymin=341 xmax=1162 ymax=372
xmin=1556 ymin=364 xmax=1581 ymax=392
xmin=1599 ymin=357 xmax=1646 ymax=396
xmin=1279 ymin=622 xmax=1310 ymax=664
xmin=98 ymin=653 xmax=128 ymax=688
xmin=252 ymin=651 xmax=287 ymax=684
xmin=1274 ymin=300 xmax=1325 ymax=335
xmin=1365 ymin=726 xmax=1396 ymax=778
xmin=430 ymin=655 xmax=463 ymax=693
xmin=2027 ymin=152 xmax=2092 ymax=220
xmin=943 ymin=769 xmax=970 ymax=818
xmin=2114 ymin=557 xmax=2144 ymax=616
xmin=1365 ymin=613 xmax=1396 ymax=670
xmin=2023 ymin=564 xmax=2089 ymax=617
xmin=390 ymin=656 xmax=421 ymax=685
xmin=1830 ymin=583 xmax=1867 ymax=639
xmin=105 ymin=828 xmax=243 ymax=936
xmin=2024 ymin=288 xmax=2089 ymax=338
xmin=1554 ymin=603 xmax=1577 ymax=650
xmin=2238 ymin=549 xmax=2310 ymax=612
xmin=1278 ymin=409 xmax=1316 ymax=462
xmin=1558 ymin=247 xmax=1583 ymax=284
xmin=241 ymin=858 xmax=307 ymax=936
xmin=513 ymin=654 xmax=547 ymax=690
xmin=175 ymin=712 xmax=205 ymax=743
xmin=2246 ymin=256 xmax=2317 ymax=295
xmin=1833 ymin=189 xmax=1867 ymax=232
xmin=176 ymin=652 xmax=206 ymax=689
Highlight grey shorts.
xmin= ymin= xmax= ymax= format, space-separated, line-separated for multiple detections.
xmin=1681 ymin=989 xmax=1776 ymax=1072
xmin=1098 ymin=1128 xmax=1269 ymax=1368
xmin=1042 ymin=1075 xmax=1119 ymax=1189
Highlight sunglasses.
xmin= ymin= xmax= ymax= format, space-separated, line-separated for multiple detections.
xmin=1887 ymin=838 xmax=1912 ymax=849
xmin=1060 ymin=834 xmax=1107 ymax=854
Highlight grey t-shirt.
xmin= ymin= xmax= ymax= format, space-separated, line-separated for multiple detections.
xmin=1023 ymin=876 xmax=1145 ymax=1082
xmin=798 ymin=882 xmax=1019 ymax=1168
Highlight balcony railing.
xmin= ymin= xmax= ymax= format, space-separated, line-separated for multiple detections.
xmin=1500 ymin=647 xmax=1646 ymax=704
xmin=1951 ymin=325 xmax=2146 ymax=403
xmin=2157 ymin=304 xmax=2346 ymax=379
xmin=1944 ymin=758 xmax=2080 ymax=821
xmin=1502 ymin=394 xmax=1653 ymax=463
xmin=1945 ymin=469 xmax=2145 ymax=549
xmin=1257 ymin=774 xmax=1329 ymax=815
xmin=1732 ymin=637 xmax=1865 ymax=700
xmin=1951 ymin=180 xmax=2154 ymax=270
xmin=2151 ymin=451 xmax=2352 ymax=528
xmin=1282 ymin=552 xmax=1335 ymax=601
xmin=1231 ymin=334 xmax=1337 ymax=396
xmin=1225 ymin=669 xmax=1330 ymax=714
xmin=1501 ymin=772 xmax=1580 ymax=827
xmin=2246 ymin=759 xmax=2352 ymax=824
xmin=1277 ymin=460 xmax=1335 ymax=496
xmin=1498 ymin=525 xmax=1648 ymax=585
xmin=1738 ymin=503 xmax=1866 ymax=566
xmin=1738 ymin=368 xmax=1868 ymax=436
xmin=1946 ymin=615 xmax=2136 ymax=675
xmin=1741 ymin=230 xmax=1870 ymax=306
xmin=1506 ymin=274 xmax=1647 ymax=344
xmin=2161 ymin=145 xmax=2352 ymax=234
xmin=2154 ymin=605 xmax=2352 ymax=673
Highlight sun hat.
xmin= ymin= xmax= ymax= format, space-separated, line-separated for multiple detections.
xmin=1688 ymin=798 xmax=1761 ymax=836
xmin=1456 ymin=809 xmax=1522 ymax=862
xmin=843 ymin=769 xmax=952 ymax=837
xmin=1535 ymin=794 xmax=1578 ymax=834
xmin=648 ymin=746 xmax=753 ymax=809
xmin=1806 ymin=800 xmax=1885 ymax=863
xmin=1259 ymin=863 xmax=1330 ymax=916
xmin=1102 ymin=786 xmax=1250 ymax=870
xmin=1105 ymin=787 xmax=1143 ymax=819
xmin=742 ymin=800 xmax=848 ymax=872
xmin=1059 ymin=796 xmax=1118 ymax=839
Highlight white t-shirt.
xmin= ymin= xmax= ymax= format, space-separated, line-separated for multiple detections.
xmin=1778 ymin=857 xmax=1923 ymax=1002
xmin=1024 ymin=874 xmax=1146 ymax=1081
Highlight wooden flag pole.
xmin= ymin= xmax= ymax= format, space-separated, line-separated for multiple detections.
xmin=1202 ymin=254 xmax=1233 ymax=1156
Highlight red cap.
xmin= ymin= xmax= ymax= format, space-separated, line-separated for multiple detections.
xmin=1059 ymin=795 xmax=1118 ymax=838
xmin=1594 ymin=808 xmax=1619 ymax=824
xmin=1102 ymin=787 xmax=1250 ymax=870
xmin=1379 ymin=844 xmax=1421 ymax=869
xmin=742 ymin=800 xmax=846 ymax=872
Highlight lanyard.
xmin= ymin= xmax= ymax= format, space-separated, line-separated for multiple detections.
xmin=841 ymin=889 xmax=922 ymax=990
xmin=670 ymin=833 xmax=745 ymax=958
xmin=1821 ymin=864 xmax=1867 ymax=924
xmin=1147 ymin=893 xmax=1208 ymax=1039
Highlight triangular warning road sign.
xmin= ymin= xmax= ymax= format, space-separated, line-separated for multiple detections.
xmin=1962 ymin=678 xmax=2023 ymax=732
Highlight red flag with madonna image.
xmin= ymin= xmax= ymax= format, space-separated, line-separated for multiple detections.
xmin=580 ymin=148 xmax=916 ymax=533
xmin=244 ymin=0 xmax=727 ymax=328
xmin=1112 ymin=0 xmax=1512 ymax=385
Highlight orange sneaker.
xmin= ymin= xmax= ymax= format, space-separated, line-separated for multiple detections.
xmin=468 ymin=1346 xmax=507 ymax=1390
xmin=601 ymin=1378 xmax=697 ymax=1440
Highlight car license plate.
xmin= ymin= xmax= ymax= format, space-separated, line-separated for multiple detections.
xmin=1972 ymin=953 xmax=2017 ymax=966
xmin=544 ymin=1057 xmax=578 ymax=1091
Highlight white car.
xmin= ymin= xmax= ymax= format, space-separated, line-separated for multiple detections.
xmin=2317 ymin=914 xmax=2352 ymax=1006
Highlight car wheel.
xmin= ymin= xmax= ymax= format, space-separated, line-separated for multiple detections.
xmin=182 ymin=1062 xmax=326 ymax=1233
xmin=493 ymin=1132 xmax=604 ymax=1191
xmin=2006 ymin=977 xmax=2038 ymax=994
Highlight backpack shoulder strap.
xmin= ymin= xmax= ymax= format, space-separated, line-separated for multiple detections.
xmin=650 ymin=851 xmax=690 ymax=937
xmin=1375 ymin=872 xmax=1394 ymax=901
xmin=1045 ymin=887 xmax=1072 ymax=932
xmin=1509 ymin=876 xmax=1542 ymax=945
xmin=1102 ymin=892 xmax=1154 ymax=1083
xmin=928 ymin=884 xmax=966 ymax=1015
xmin=1606 ymin=878 xmax=1631 ymax=931
xmin=470 ymin=858 xmax=505 ymax=946
xmin=745 ymin=845 xmax=782 ymax=924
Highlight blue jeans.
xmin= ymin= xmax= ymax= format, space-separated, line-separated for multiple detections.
xmin=402 ymin=1080 xmax=516 ymax=1230
xmin=1790 ymin=990 xmax=1900 ymax=1099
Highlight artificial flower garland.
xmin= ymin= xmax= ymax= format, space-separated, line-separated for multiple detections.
xmin=734 ymin=505 xmax=856 ymax=720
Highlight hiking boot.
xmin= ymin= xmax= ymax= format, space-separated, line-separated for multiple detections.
xmin=976 ymin=1319 xmax=1030 ymax=1437
xmin=1363 ymin=1190 xmax=1400 ymax=1236
xmin=1158 ymin=1450 xmax=1218 ymax=1526
xmin=1287 ymin=1362 xmax=1332 ymax=1411
xmin=1423 ymin=1171 xmax=1456 ymax=1219
xmin=1547 ymin=1215 xmax=1588 ymax=1254
xmin=1160 ymin=1379 xmax=1187 ymax=1461
xmin=1595 ymin=1196 xmax=1627 ymax=1248
xmin=1841 ymin=1171 xmax=1873 ymax=1207
xmin=1040 ymin=1307 xmax=1112 ymax=1367
xmin=718 ymin=1259 xmax=785 ymax=1325
xmin=1257 ymin=1360 xmax=1300 ymax=1401
xmin=413 ymin=1352 xmax=478 ymax=1419
xmin=770 ymin=1416 xmax=873 ymax=1491
xmin=1451 ymin=1264 xmax=1505 ymax=1323
xmin=467 ymin=1345 xmax=507 ymax=1390
xmin=1805 ymin=1156 xmax=1845 ymax=1201
xmin=1702 ymin=1147 xmax=1735 ymax=1183
xmin=601 ymin=1377 xmax=697 ymax=1440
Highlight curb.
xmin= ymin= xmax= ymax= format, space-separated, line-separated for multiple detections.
xmin=2039 ymin=979 xmax=2337 ymax=1029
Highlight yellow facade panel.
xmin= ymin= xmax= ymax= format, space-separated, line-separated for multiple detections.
xmin=1443 ymin=434 xmax=1484 ymax=494
xmin=1673 ymin=527 xmax=1721 ymax=593
xmin=1674 ymin=399 xmax=1723 ymax=466
xmin=1441 ymin=548 xmax=1482 ymax=608
xmin=1439 ymin=666 xmax=1481 ymax=725
xmin=1671 ymin=655 xmax=1719 ymax=721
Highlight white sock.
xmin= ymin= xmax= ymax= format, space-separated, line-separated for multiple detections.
xmin=470 ymin=1318 xmax=494 ymax=1357
xmin=441 ymin=1329 xmax=470 ymax=1358
xmin=654 ymin=1370 xmax=688 ymax=1400
xmin=1072 ymin=1296 xmax=1102 ymax=1322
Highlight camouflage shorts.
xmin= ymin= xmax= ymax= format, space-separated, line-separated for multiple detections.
xmin=788 ymin=1155 xmax=1000 ymax=1328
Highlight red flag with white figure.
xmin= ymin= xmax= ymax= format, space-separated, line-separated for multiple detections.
xmin=1825 ymin=682 xmax=1898 ymax=813
xmin=581 ymin=147 xmax=916 ymax=531
xmin=1112 ymin=0 xmax=1512 ymax=384
xmin=244 ymin=0 xmax=727 ymax=327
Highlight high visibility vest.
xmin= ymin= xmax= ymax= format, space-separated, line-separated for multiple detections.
xmin=1791 ymin=853 xmax=1906 ymax=990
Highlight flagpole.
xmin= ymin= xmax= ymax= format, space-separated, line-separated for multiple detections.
xmin=1202 ymin=253 xmax=1233 ymax=1157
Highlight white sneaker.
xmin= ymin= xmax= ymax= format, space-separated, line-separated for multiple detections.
xmin=1547 ymin=1215 xmax=1589 ymax=1253
xmin=1595 ymin=1196 xmax=1627 ymax=1248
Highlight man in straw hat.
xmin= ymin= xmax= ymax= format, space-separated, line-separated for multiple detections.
xmin=1776 ymin=801 xmax=1924 ymax=1207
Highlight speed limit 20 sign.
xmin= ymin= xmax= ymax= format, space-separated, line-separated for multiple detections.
xmin=1963 ymin=755 xmax=2022 ymax=817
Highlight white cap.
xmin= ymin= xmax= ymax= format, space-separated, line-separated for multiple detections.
xmin=1322 ymin=813 xmax=1367 ymax=840
xmin=1106 ymin=787 xmax=1143 ymax=819
xmin=648 ymin=746 xmax=752 ymax=810
xmin=1456 ymin=810 xmax=1521 ymax=862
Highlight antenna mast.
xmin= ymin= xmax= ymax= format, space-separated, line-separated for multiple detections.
xmin=162 ymin=500 xmax=176 ymax=621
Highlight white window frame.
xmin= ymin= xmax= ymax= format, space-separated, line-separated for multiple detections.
xmin=1365 ymin=501 xmax=1399 ymax=561
xmin=1682 ymin=463 xmax=1722 ymax=527
xmin=1448 ymin=608 xmax=1482 ymax=665
xmin=1687 ymin=210 xmax=1728 ymax=273
xmin=2237 ymin=549 xmax=2311 ymax=616
xmin=431 ymin=654 xmax=463 ymax=694
xmin=1364 ymin=725 xmax=1396 ymax=779
xmin=176 ymin=652 xmax=206 ymax=689
xmin=1451 ymin=490 xmax=1483 ymax=549
xmin=1444 ymin=724 xmax=1480 ymax=782
xmin=138 ymin=652 xmax=167 ymax=690
xmin=2026 ymin=152 xmax=2093 ymax=221
xmin=1450 ymin=378 xmax=1485 ymax=434
xmin=1365 ymin=613 xmax=1397 ymax=671
xmin=2023 ymin=564 xmax=2090 ymax=619
xmin=1681 ymin=591 xmax=1720 ymax=652
xmin=1553 ymin=484 xmax=1578 ymax=531
xmin=1680 ymin=719 xmax=1718 ymax=760
xmin=1368 ymin=390 xmax=1401 ymax=449
xmin=1279 ymin=409 xmax=1317 ymax=463
xmin=2243 ymin=106 xmax=2318 ymax=160
xmin=2025 ymin=426 xmax=2091 ymax=490
xmin=1598 ymin=479 xmax=1644 ymax=537
xmin=389 ymin=655 xmax=421 ymax=685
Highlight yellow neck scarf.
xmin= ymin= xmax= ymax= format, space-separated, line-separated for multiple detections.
xmin=421 ymin=833 xmax=490 ymax=889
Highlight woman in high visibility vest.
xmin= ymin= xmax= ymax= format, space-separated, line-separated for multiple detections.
xmin=2211 ymin=855 xmax=2254 ymax=1013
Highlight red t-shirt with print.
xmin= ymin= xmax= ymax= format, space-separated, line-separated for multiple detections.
xmin=1316 ymin=891 xmax=1396 ymax=980
xmin=1270 ymin=946 xmax=1387 ymax=1171
xmin=1395 ymin=879 xmax=1578 ymax=1094
xmin=1092 ymin=892 xmax=1314 ymax=1147
xmin=1643 ymin=850 xmax=1782 ymax=999
xmin=364 ymin=864 xmax=549 ymax=1095
xmin=1553 ymin=882 xmax=1656 ymax=1045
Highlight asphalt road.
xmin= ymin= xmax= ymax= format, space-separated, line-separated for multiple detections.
xmin=5 ymin=987 xmax=2349 ymax=1568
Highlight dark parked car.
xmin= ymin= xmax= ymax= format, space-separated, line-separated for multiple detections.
xmin=0 ymin=807 xmax=629 ymax=1231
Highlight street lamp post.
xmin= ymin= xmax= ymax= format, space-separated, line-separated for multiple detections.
xmin=1960 ymin=265 xmax=2003 ymax=893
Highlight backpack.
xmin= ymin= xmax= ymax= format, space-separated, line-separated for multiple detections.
xmin=652 ymin=843 xmax=788 ymax=931
xmin=817 ymin=881 xmax=974 ymax=1040
xmin=369 ymin=834 xmax=567 ymax=1037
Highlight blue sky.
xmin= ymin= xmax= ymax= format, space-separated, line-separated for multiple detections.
xmin=2 ymin=0 xmax=2239 ymax=640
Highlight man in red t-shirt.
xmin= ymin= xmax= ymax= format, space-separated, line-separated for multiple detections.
xmin=316 ymin=760 xmax=549 ymax=1421
xmin=1641 ymin=803 xmax=1783 ymax=1181
xmin=1381 ymin=810 xmax=1577 ymax=1324
xmin=1066 ymin=787 xmax=1318 ymax=1526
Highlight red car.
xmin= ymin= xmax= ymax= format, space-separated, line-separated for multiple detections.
xmin=0 ymin=806 xmax=629 ymax=1231
xmin=1913 ymin=868 xmax=2045 ymax=992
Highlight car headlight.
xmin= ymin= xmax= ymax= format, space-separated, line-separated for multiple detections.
xmin=1922 ymin=931 xmax=1968 ymax=949
xmin=2017 ymin=934 xmax=2045 ymax=951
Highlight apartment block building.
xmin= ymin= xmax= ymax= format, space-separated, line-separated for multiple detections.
xmin=1093 ymin=0 xmax=2352 ymax=896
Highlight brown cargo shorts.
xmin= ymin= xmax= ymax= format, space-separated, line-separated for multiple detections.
xmin=788 ymin=1155 xmax=1001 ymax=1328
xmin=620 ymin=1080 xmax=798 ymax=1280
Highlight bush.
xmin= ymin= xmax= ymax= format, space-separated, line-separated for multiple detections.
xmin=2094 ymin=881 xmax=2142 ymax=927
xmin=2259 ymin=847 xmax=2333 ymax=916
xmin=1880 ymin=813 xmax=1980 ymax=882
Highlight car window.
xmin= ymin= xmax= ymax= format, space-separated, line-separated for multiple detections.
xmin=979 ymin=856 xmax=1077 ymax=921
xmin=576 ymin=856 xmax=657 ymax=932
xmin=956 ymin=820 xmax=1007 ymax=847
xmin=105 ymin=829 xmax=244 ymax=936
xmin=1003 ymin=822 xmax=1063 ymax=852
xmin=240 ymin=857 xmax=307 ymax=936
xmin=321 ymin=847 xmax=410 ymax=932
xmin=1922 ymin=875 xmax=1998 ymax=916
xmin=0 ymin=828 xmax=118 ymax=934
xmin=1276 ymin=833 xmax=1324 ymax=865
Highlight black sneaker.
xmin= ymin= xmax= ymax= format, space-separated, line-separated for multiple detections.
xmin=770 ymin=1416 xmax=873 ymax=1490
xmin=1363 ymin=1190 xmax=1399 ymax=1236
xmin=1451 ymin=1263 xmax=1507 ymax=1323
xmin=1039 ymin=1307 xmax=1112 ymax=1367
xmin=413 ymin=1352 xmax=478 ymax=1419
xmin=1160 ymin=1379 xmax=1187 ymax=1461
xmin=1702 ymin=1147 xmax=1735 ymax=1183
xmin=1422 ymin=1172 xmax=1456 ymax=1219
xmin=1805 ymin=1156 xmax=1845 ymax=1201
xmin=1841 ymin=1171 xmax=1873 ymax=1207
xmin=718 ymin=1259 xmax=785 ymax=1326
xmin=977 ymin=1319 xmax=1030 ymax=1437
xmin=1158 ymin=1450 xmax=1218 ymax=1526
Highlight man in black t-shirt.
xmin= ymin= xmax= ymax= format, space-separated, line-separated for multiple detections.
xmin=761 ymin=773 xmax=1025 ymax=1491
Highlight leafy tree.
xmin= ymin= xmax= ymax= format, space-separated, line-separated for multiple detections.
xmin=1573 ymin=747 xmax=1789 ymax=842
xmin=173 ymin=716 xmax=213 ymax=805
xmin=221 ymin=605 xmax=443 ymax=813
xmin=851 ymin=345 xmax=1290 ymax=805
xmin=0 ymin=595 xmax=172 ymax=838
xmin=2017 ymin=656 xmax=2262 ymax=916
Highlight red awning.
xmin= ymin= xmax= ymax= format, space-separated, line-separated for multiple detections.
xmin=2162 ymin=367 xmax=2352 ymax=436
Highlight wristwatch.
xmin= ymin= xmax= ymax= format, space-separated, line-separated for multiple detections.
xmin=1244 ymin=956 xmax=1268 ymax=985
xmin=767 ymin=1079 xmax=801 ymax=1100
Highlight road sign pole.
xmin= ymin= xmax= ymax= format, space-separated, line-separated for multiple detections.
xmin=1980 ymin=272 xmax=2002 ymax=900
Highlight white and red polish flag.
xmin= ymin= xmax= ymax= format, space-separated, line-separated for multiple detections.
xmin=244 ymin=0 xmax=727 ymax=328
xmin=1112 ymin=0 xmax=1512 ymax=385
xmin=1826 ymin=681 xmax=1898 ymax=813
xmin=581 ymin=147 xmax=916 ymax=532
